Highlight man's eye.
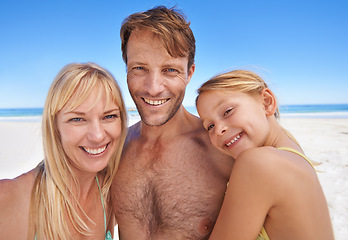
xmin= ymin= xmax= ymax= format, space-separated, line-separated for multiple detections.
xmin=207 ymin=124 xmax=214 ymax=131
xmin=129 ymin=66 xmax=144 ymax=72
xmin=164 ymin=68 xmax=178 ymax=74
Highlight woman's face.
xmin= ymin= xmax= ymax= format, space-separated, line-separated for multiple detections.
xmin=57 ymin=86 xmax=122 ymax=176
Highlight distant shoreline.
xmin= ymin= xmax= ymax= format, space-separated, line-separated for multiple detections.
xmin=1 ymin=104 xmax=348 ymax=121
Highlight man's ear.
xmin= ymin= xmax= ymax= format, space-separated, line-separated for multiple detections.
xmin=186 ymin=63 xmax=195 ymax=85
xmin=261 ymin=88 xmax=277 ymax=116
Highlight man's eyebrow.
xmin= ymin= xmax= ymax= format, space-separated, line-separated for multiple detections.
xmin=128 ymin=61 xmax=147 ymax=66
xmin=162 ymin=64 xmax=185 ymax=70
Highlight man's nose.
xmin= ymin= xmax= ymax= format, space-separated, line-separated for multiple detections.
xmin=144 ymin=71 xmax=165 ymax=96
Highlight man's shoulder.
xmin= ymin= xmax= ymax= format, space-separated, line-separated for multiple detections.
xmin=125 ymin=122 xmax=141 ymax=142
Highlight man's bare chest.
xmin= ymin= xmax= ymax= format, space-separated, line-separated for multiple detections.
xmin=113 ymin=143 xmax=228 ymax=239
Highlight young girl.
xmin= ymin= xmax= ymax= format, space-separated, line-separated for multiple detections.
xmin=196 ymin=70 xmax=334 ymax=240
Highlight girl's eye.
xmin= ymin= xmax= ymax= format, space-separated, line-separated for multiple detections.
xmin=223 ymin=108 xmax=233 ymax=117
xmin=207 ymin=124 xmax=214 ymax=131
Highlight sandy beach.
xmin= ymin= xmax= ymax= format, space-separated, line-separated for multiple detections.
xmin=0 ymin=117 xmax=347 ymax=239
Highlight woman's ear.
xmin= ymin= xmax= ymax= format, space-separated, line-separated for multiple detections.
xmin=261 ymin=88 xmax=277 ymax=116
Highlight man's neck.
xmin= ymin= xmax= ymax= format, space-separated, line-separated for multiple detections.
xmin=139 ymin=105 xmax=197 ymax=141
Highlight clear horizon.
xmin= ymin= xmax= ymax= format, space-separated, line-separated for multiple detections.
xmin=1 ymin=0 xmax=347 ymax=108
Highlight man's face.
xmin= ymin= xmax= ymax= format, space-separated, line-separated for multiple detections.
xmin=126 ymin=30 xmax=195 ymax=126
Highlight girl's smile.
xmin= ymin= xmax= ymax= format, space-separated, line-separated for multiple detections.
xmin=197 ymin=90 xmax=271 ymax=159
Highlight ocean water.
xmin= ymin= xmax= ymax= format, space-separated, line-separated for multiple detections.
xmin=186 ymin=104 xmax=348 ymax=118
xmin=1 ymin=104 xmax=348 ymax=121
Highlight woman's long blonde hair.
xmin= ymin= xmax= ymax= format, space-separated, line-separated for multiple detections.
xmin=30 ymin=62 xmax=127 ymax=239
xmin=196 ymin=69 xmax=300 ymax=146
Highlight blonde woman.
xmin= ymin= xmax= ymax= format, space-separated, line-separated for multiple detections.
xmin=196 ymin=70 xmax=334 ymax=240
xmin=0 ymin=62 xmax=127 ymax=239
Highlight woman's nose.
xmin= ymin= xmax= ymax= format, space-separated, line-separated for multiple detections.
xmin=87 ymin=121 xmax=105 ymax=142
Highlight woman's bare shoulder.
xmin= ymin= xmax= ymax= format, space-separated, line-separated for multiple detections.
xmin=0 ymin=169 xmax=36 ymax=237
xmin=0 ymin=169 xmax=36 ymax=214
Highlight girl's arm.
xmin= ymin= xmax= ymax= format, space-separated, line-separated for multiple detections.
xmin=209 ymin=147 xmax=284 ymax=240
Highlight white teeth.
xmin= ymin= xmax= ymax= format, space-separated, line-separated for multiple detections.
xmin=83 ymin=145 xmax=107 ymax=155
xmin=226 ymin=133 xmax=242 ymax=147
xmin=144 ymin=98 xmax=167 ymax=106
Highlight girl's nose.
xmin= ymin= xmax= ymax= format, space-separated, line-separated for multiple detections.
xmin=215 ymin=123 xmax=227 ymax=136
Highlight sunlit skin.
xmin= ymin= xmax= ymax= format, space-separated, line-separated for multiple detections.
xmin=126 ymin=29 xmax=194 ymax=126
xmin=197 ymin=90 xmax=272 ymax=159
xmin=0 ymin=85 xmax=122 ymax=239
xmin=196 ymin=89 xmax=334 ymax=240
xmin=111 ymin=29 xmax=234 ymax=239
xmin=57 ymin=86 xmax=122 ymax=178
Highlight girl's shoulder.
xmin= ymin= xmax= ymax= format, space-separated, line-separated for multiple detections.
xmin=234 ymin=146 xmax=314 ymax=183
xmin=237 ymin=146 xmax=304 ymax=166
xmin=236 ymin=146 xmax=286 ymax=167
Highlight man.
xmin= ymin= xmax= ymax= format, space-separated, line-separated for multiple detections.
xmin=111 ymin=6 xmax=233 ymax=239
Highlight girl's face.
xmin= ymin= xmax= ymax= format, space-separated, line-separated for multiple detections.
xmin=57 ymin=86 xmax=122 ymax=176
xmin=197 ymin=90 xmax=271 ymax=159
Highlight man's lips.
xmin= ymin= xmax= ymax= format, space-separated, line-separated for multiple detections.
xmin=143 ymin=98 xmax=169 ymax=106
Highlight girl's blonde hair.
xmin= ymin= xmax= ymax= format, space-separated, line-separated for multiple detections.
xmin=197 ymin=69 xmax=279 ymax=118
xmin=30 ymin=62 xmax=127 ymax=239
xmin=196 ymin=69 xmax=301 ymax=147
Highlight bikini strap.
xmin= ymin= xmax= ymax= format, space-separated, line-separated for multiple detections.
xmin=277 ymin=147 xmax=315 ymax=170
xmin=95 ymin=176 xmax=107 ymax=233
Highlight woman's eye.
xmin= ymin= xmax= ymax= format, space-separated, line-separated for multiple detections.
xmin=69 ymin=117 xmax=83 ymax=122
xmin=105 ymin=114 xmax=118 ymax=120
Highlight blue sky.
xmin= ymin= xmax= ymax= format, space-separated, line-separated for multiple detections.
xmin=1 ymin=0 xmax=347 ymax=108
